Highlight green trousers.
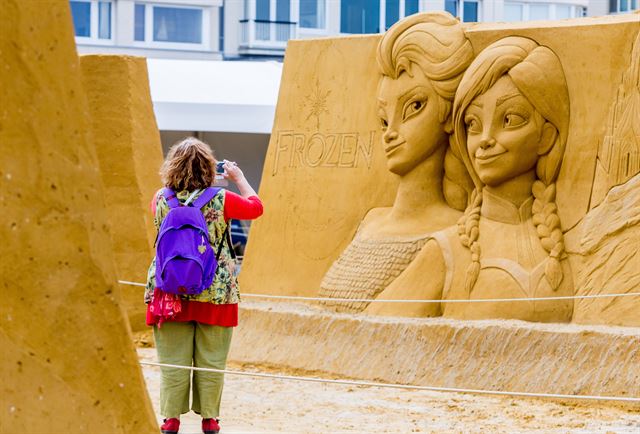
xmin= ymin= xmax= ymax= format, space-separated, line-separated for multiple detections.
xmin=153 ymin=321 xmax=233 ymax=418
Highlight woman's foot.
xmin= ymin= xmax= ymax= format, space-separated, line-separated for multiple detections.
xmin=202 ymin=418 xmax=220 ymax=434
xmin=160 ymin=418 xmax=180 ymax=434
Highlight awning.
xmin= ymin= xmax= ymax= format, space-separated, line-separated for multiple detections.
xmin=146 ymin=58 xmax=282 ymax=134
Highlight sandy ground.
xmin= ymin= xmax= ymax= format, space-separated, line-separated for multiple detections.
xmin=138 ymin=348 xmax=640 ymax=434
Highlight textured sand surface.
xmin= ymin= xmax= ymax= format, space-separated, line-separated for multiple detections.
xmin=227 ymin=301 xmax=640 ymax=399
xmin=138 ymin=348 xmax=640 ymax=433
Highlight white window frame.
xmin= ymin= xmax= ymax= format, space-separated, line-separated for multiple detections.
xmin=72 ymin=0 xmax=115 ymax=45
xmin=504 ymin=2 xmax=585 ymax=21
xmin=298 ymin=0 xmax=328 ymax=34
xmin=132 ymin=2 xmax=211 ymax=51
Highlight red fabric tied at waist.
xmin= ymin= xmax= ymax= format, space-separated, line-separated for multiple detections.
xmin=147 ymin=288 xmax=238 ymax=327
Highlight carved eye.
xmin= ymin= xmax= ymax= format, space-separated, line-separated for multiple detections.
xmin=380 ymin=118 xmax=388 ymax=129
xmin=465 ymin=116 xmax=481 ymax=134
xmin=504 ymin=113 xmax=526 ymax=128
xmin=402 ymin=99 xmax=425 ymax=120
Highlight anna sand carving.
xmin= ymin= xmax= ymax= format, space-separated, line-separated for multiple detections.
xmin=367 ymin=36 xmax=574 ymax=322
xmin=319 ymin=12 xmax=474 ymax=312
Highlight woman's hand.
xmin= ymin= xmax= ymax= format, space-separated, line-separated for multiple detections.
xmin=221 ymin=160 xmax=258 ymax=198
xmin=222 ymin=160 xmax=245 ymax=183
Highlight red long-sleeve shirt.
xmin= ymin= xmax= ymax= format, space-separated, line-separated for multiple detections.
xmin=146 ymin=189 xmax=263 ymax=327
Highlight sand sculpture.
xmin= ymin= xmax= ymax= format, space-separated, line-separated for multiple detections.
xmin=369 ymin=35 xmax=575 ymax=322
xmin=1 ymin=1 xmax=157 ymax=432
xmin=242 ymin=13 xmax=640 ymax=326
xmin=318 ymin=13 xmax=474 ymax=312
xmin=80 ymin=55 xmax=164 ymax=331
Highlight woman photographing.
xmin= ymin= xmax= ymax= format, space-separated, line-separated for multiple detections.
xmin=144 ymin=137 xmax=263 ymax=434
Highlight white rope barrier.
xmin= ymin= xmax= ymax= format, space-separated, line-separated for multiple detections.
xmin=139 ymin=361 xmax=640 ymax=403
xmin=117 ymin=280 xmax=640 ymax=304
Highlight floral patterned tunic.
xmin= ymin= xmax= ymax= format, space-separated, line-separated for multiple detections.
xmin=145 ymin=188 xmax=240 ymax=306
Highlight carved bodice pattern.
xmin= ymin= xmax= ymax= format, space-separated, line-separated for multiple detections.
xmin=319 ymin=229 xmax=430 ymax=313
xmin=440 ymin=190 xmax=574 ymax=322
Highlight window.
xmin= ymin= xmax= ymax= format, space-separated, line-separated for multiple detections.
xmin=153 ymin=7 xmax=202 ymax=43
xmin=340 ymin=0 xmax=422 ymax=34
xmin=386 ymin=0 xmax=399 ymax=30
xmin=71 ymin=1 xmax=91 ymax=37
xmin=445 ymin=0 xmax=458 ymax=16
xmin=505 ymin=2 xmax=524 ymax=20
xmin=300 ymin=0 xmax=326 ymax=28
xmin=276 ymin=0 xmax=290 ymax=21
xmin=463 ymin=1 xmax=479 ymax=22
xmin=384 ymin=0 xmax=424 ymax=30
xmin=257 ymin=0 xmax=270 ymax=20
xmin=70 ymin=0 xmax=113 ymax=41
xmin=529 ymin=3 xmax=548 ymax=20
xmin=254 ymin=0 xmax=292 ymax=22
xmin=134 ymin=3 xmax=209 ymax=48
xmin=445 ymin=1 xmax=480 ymax=22
xmin=405 ymin=0 xmax=419 ymax=15
xmin=611 ymin=0 xmax=638 ymax=11
xmin=341 ymin=0 xmax=380 ymax=34
xmin=134 ymin=4 xmax=145 ymax=41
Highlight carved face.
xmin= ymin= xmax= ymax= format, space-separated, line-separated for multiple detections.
xmin=377 ymin=63 xmax=448 ymax=176
xmin=463 ymin=75 xmax=552 ymax=187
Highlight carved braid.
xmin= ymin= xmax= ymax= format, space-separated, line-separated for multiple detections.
xmin=531 ymin=180 xmax=564 ymax=290
xmin=457 ymin=188 xmax=483 ymax=293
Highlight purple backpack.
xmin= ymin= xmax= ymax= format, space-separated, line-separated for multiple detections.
xmin=155 ymin=187 xmax=220 ymax=295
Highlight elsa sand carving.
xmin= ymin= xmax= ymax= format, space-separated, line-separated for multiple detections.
xmin=367 ymin=36 xmax=574 ymax=322
xmin=318 ymin=12 xmax=474 ymax=312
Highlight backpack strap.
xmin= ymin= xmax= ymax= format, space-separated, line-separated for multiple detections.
xmin=192 ymin=187 xmax=220 ymax=209
xmin=214 ymin=221 xmax=237 ymax=261
xmin=162 ymin=188 xmax=180 ymax=209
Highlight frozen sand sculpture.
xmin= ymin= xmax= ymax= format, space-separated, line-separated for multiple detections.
xmin=369 ymin=35 xmax=575 ymax=322
xmin=241 ymin=12 xmax=640 ymax=327
xmin=232 ymin=13 xmax=639 ymax=398
xmin=0 ymin=1 xmax=157 ymax=432
xmin=318 ymin=13 xmax=474 ymax=313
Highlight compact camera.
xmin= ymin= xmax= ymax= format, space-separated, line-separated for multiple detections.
xmin=216 ymin=161 xmax=225 ymax=174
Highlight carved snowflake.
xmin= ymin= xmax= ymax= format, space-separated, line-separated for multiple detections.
xmin=305 ymin=80 xmax=331 ymax=130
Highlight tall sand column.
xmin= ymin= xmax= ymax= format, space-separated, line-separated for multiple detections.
xmin=80 ymin=55 xmax=164 ymax=331
xmin=0 ymin=2 xmax=157 ymax=432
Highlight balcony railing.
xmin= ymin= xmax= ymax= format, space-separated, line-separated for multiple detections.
xmin=239 ymin=19 xmax=297 ymax=55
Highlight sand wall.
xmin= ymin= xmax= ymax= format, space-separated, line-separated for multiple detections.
xmin=80 ymin=55 xmax=164 ymax=331
xmin=230 ymin=302 xmax=640 ymax=406
xmin=0 ymin=1 xmax=157 ymax=432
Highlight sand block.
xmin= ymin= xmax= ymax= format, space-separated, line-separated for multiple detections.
xmin=230 ymin=302 xmax=640 ymax=406
xmin=0 ymin=1 xmax=157 ymax=432
xmin=80 ymin=55 xmax=164 ymax=331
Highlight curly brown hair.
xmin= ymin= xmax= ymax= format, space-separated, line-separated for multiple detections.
xmin=160 ymin=137 xmax=217 ymax=191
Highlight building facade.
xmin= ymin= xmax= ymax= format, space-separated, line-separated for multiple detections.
xmin=69 ymin=0 xmax=637 ymax=196
xmin=70 ymin=0 xmax=624 ymax=61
